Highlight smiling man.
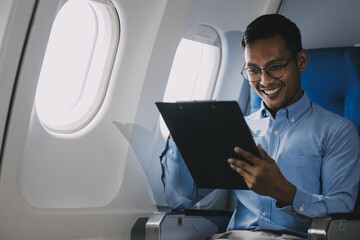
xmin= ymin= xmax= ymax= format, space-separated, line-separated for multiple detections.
xmin=160 ymin=14 xmax=360 ymax=239
xmin=242 ymin=35 xmax=306 ymax=117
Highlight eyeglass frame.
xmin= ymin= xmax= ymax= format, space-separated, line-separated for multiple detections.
xmin=241 ymin=55 xmax=295 ymax=83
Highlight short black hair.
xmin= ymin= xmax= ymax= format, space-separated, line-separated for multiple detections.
xmin=241 ymin=14 xmax=303 ymax=55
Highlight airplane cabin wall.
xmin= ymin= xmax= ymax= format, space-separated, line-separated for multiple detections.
xmin=0 ymin=0 xmax=165 ymax=239
xmin=0 ymin=0 xmax=286 ymax=239
xmin=0 ymin=0 xmax=37 ymax=156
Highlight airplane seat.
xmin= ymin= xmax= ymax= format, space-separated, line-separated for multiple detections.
xmin=251 ymin=46 xmax=360 ymax=240
xmin=145 ymin=47 xmax=360 ymax=240
xmin=301 ymin=47 xmax=360 ymax=133
xmin=301 ymin=46 xmax=360 ymax=240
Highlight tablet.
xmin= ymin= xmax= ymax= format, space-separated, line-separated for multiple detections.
xmin=156 ymin=101 xmax=260 ymax=190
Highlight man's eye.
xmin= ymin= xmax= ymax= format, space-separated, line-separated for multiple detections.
xmin=268 ymin=65 xmax=283 ymax=71
xmin=247 ymin=68 xmax=260 ymax=75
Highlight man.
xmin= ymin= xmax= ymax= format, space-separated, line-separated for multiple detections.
xmin=160 ymin=14 xmax=360 ymax=239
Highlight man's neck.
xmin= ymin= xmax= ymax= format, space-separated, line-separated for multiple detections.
xmin=265 ymin=105 xmax=278 ymax=118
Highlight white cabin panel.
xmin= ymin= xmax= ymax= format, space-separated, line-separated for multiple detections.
xmin=0 ymin=0 xmax=37 ymax=154
xmin=0 ymin=0 xmax=284 ymax=239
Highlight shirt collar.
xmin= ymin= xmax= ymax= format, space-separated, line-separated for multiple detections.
xmin=259 ymin=91 xmax=312 ymax=124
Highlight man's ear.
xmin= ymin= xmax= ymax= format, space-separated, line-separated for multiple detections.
xmin=296 ymin=49 xmax=308 ymax=72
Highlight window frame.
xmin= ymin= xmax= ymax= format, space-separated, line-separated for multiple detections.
xmin=35 ymin=0 xmax=120 ymax=134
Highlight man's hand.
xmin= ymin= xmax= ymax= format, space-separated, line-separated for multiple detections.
xmin=228 ymin=144 xmax=296 ymax=206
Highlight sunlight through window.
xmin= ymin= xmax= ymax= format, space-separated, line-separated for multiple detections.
xmin=160 ymin=26 xmax=221 ymax=138
xmin=35 ymin=0 xmax=119 ymax=134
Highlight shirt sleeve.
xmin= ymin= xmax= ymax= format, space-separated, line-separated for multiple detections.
xmin=160 ymin=137 xmax=213 ymax=208
xmin=277 ymin=120 xmax=360 ymax=219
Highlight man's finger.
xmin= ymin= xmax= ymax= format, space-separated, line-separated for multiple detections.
xmin=229 ymin=163 xmax=254 ymax=178
xmin=234 ymin=147 xmax=260 ymax=165
xmin=228 ymin=158 xmax=255 ymax=175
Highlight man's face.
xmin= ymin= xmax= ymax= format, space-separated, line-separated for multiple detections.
xmin=244 ymin=35 xmax=307 ymax=113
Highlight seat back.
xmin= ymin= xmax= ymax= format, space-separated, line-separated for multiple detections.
xmin=249 ymin=46 xmax=360 ymax=214
xmin=250 ymin=47 xmax=360 ymax=134
xmin=302 ymin=47 xmax=360 ymax=133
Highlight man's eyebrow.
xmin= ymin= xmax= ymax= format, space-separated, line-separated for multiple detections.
xmin=265 ymin=58 xmax=286 ymax=66
xmin=246 ymin=57 xmax=286 ymax=67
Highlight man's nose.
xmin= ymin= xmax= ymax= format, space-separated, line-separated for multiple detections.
xmin=259 ymin=70 xmax=274 ymax=84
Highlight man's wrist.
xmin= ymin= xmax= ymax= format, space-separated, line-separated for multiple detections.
xmin=274 ymin=181 xmax=296 ymax=207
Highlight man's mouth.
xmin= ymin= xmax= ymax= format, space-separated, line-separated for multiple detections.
xmin=263 ymin=86 xmax=282 ymax=95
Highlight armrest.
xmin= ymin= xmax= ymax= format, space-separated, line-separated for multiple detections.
xmin=308 ymin=214 xmax=360 ymax=240
xmin=145 ymin=209 xmax=232 ymax=240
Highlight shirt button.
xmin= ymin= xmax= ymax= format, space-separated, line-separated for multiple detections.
xmin=170 ymin=149 xmax=174 ymax=154
xmin=262 ymin=212 xmax=267 ymax=217
xmin=274 ymin=130 xmax=278 ymax=135
xmin=291 ymin=118 xmax=295 ymax=123
xmin=299 ymin=205 xmax=304 ymax=212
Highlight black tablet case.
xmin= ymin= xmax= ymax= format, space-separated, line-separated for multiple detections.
xmin=156 ymin=101 xmax=260 ymax=189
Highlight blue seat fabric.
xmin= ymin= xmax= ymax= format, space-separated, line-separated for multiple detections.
xmin=249 ymin=47 xmax=360 ymax=135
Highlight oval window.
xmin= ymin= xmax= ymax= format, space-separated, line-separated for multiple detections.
xmin=160 ymin=25 xmax=221 ymax=138
xmin=35 ymin=0 xmax=120 ymax=134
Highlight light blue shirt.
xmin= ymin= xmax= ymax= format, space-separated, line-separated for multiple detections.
xmin=160 ymin=92 xmax=360 ymax=237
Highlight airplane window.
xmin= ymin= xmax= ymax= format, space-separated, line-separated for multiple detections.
xmin=160 ymin=25 xmax=221 ymax=138
xmin=35 ymin=0 xmax=119 ymax=134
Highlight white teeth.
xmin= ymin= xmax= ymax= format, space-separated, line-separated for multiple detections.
xmin=264 ymin=87 xmax=281 ymax=95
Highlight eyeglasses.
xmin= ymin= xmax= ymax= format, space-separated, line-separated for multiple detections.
xmin=241 ymin=56 xmax=294 ymax=82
